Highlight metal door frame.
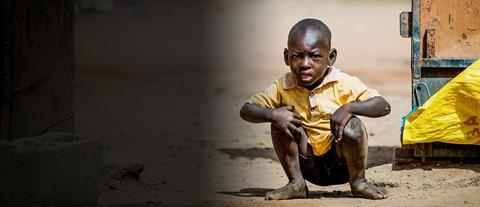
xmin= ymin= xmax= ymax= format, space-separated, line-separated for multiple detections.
xmin=398 ymin=0 xmax=479 ymax=161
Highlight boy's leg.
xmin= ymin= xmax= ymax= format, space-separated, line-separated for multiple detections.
xmin=335 ymin=116 xmax=388 ymax=199
xmin=265 ymin=124 xmax=310 ymax=200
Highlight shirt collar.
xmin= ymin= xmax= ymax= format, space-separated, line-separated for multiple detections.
xmin=283 ymin=66 xmax=340 ymax=90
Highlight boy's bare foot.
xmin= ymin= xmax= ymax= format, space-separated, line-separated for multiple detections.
xmin=351 ymin=179 xmax=388 ymax=199
xmin=265 ymin=181 xmax=308 ymax=200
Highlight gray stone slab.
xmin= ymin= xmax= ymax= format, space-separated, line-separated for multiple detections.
xmin=0 ymin=132 xmax=102 ymax=207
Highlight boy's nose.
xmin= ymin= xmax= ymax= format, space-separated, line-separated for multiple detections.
xmin=301 ymin=57 xmax=312 ymax=68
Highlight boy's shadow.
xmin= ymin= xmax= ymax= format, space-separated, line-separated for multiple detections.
xmin=217 ymin=188 xmax=352 ymax=199
xmin=217 ymin=147 xmax=391 ymax=198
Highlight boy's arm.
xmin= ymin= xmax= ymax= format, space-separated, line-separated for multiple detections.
xmin=330 ymin=96 xmax=391 ymax=141
xmin=240 ymin=103 xmax=303 ymax=138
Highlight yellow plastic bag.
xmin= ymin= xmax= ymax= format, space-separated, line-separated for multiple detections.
xmin=402 ymin=60 xmax=480 ymax=145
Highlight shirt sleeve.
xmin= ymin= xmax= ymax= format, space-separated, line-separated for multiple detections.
xmin=343 ymin=76 xmax=381 ymax=103
xmin=249 ymin=81 xmax=281 ymax=109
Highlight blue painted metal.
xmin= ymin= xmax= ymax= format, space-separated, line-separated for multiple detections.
xmin=416 ymin=67 xmax=465 ymax=104
xmin=419 ymin=58 xmax=477 ymax=68
xmin=411 ymin=0 xmax=421 ymax=107
xmin=413 ymin=82 xmax=431 ymax=107
xmin=414 ymin=58 xmax=477 ymax=106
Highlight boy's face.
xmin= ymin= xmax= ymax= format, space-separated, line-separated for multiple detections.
xmin=284 ymin=29 xmax=336 ymax=87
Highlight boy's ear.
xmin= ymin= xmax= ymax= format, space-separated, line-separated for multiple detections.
xmin=283 ymin=48 xmax=289 ymax=66
xmin=328 ymin=48 xmax=337 ymax=66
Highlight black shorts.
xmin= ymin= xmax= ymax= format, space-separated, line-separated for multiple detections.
xmin=299 ymin=144 xmax=350 ymax=186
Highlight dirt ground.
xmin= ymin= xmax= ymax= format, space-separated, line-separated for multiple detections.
xmin=75 ymin=1 xmax=480 ymax=206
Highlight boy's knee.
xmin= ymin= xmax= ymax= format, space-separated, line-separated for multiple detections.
xmin=342 ymin=116 xmax=366 ymax=143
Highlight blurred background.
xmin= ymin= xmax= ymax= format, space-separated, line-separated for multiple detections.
xmin=74 ymin=0 xmax=411 ymax=205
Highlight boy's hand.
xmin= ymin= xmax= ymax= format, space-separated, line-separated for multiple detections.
xmin=330 ymin=104 xmax=353 ymax=142
xmin=270 ymin=106 xmax=303 ymax=138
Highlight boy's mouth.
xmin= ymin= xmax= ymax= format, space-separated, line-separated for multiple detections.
xmin=299 ymin=71 xmax=312 ymax=81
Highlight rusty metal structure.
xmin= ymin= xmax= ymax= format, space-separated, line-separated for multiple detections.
xmin=396 ymin=0 xmax=480 ymax=161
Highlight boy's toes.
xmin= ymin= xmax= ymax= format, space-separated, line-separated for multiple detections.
xmin=371 ymin=187 xmax=388 ymax=199
xmin=264 ymin=182 xmax=307 ymax=200
xmin=351 ymin=181 xmax=389 ymax=200
xmin=378 ymin=188 xmax=389 ymax=198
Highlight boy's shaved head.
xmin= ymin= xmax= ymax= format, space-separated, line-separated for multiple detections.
xmin=287 ymin=18 xmax=331 ymax=49
xmin=284 ymin=18 xmax=336 ymax=89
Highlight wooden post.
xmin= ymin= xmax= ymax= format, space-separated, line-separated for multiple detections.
xmin=0 ymin=0 xmax=74 ymax=140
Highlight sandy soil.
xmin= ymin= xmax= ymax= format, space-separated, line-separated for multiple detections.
xmin=75 ymin=1 xmax=480 ymax=206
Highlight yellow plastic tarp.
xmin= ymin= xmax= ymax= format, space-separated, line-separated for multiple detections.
xmin=402 ymin=59 xmax=480 ymax=145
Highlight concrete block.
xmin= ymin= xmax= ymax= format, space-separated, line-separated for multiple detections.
xmin=0 ymin=132 xmax=103 ymax=207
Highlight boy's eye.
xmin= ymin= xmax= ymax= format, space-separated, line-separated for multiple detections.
xmin=312 ymin=55 xmax=321 ymax=59
xmin=292 ymin=55 xmax=301 ymax=59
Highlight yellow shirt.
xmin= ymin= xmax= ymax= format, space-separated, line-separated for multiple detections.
xmin=250 ymin=67 xmax=380 ymax=156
